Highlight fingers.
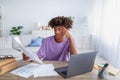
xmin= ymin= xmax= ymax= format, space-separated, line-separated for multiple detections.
xmin=61 ymin=27 xmax=67 ymax=36
xmin=22 ymin=53 xmax=29 ymax=61
xmin=62 ymin=27 xmax=71 ymax=38
xmin=62 ymin=27 xmax=67 ymax=33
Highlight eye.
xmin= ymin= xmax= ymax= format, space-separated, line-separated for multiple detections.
xmin=57 ymin=28 xmax=61 ymax=31
xmin=58 ymin=28 xmax=61 ymax=31
xmin=54 ymin=27 xmax=62 ymax=32
xmin=54 ymin=28 xmax=59 ymax=32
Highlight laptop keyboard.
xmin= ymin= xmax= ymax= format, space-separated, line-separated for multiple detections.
xmin=60 ymin=66 xmax=68 ymax=75
xmin=61 ymin=71 xmax=67 ymax=75
xmin=55 ymin=66 xmax=68 ymax=75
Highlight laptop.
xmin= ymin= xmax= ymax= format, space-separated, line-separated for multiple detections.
xmin=54 ymin=51 xmax=97 ymax=78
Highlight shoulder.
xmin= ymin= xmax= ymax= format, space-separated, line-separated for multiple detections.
xmin=44 ymin=36 xmax=53 ymax=40
xmin=42 ymin=36 xmax=54 ymax=42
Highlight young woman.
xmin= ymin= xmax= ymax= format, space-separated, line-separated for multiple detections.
xmin=37 ymin=16 xmax=78 ymax=61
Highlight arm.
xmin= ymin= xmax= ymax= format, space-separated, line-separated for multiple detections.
xmin=62 ymin=27 xmax=78 ymax=55
xmin=66 ymin=32 xmax=78 ymax=55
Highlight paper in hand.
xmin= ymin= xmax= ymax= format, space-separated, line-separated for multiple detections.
xmin=13 ymin=37 xmax=43 ymax=64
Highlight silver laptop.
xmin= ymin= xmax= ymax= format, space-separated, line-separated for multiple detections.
xmin=54 ymin=51 xmax=97 ymax=78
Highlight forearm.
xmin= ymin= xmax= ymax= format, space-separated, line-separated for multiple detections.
xmin=63 ymin=27 xmax=78 ymax=55
xmin=68 ymin=35 xmax=78 ymax=55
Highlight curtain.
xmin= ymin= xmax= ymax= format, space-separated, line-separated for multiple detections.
xmin=90 ymin=0 xmax=120 ymax=69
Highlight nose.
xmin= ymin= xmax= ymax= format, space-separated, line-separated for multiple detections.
xmin=54 ymin=30 xmax=59 ymax=34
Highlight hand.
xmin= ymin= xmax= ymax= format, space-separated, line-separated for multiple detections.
xmin=62 ymin=27 xmax=72 ymax=39
xmin=22 ymin=53 xmax=29 ymax=61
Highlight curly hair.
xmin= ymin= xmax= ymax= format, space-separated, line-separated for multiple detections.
xmin=48 ymin=16 xmax=73 ymax=29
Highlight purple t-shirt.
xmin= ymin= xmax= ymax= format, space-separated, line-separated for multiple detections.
xmin=37 ymin=36 xmax=70 ymax=61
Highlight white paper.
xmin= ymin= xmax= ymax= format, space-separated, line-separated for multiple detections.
xmin=11 ymin=63 xmax=58 ymax=78
xmin=13 ymin=37 xmax=43 ymax=64
xmin=33 ymin=64 xmax=58 ymax=77
xmin=10 ymin=63 xmax=40 ymax=78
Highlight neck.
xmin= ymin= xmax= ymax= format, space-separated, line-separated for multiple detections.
xmin=54 ymin=36 xmax=64 ymax=43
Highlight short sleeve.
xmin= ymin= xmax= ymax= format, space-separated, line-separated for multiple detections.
xmin=37 ymin=39 xmax=47 ymax=58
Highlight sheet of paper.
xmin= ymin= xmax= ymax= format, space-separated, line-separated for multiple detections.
xmin=33 ymin=64 xmax=58 ymax=77
xmin=11 ymin=63 xmax=58 ymax=78
xmin=13 ymin=37 xmax=43 ymax=64
xmin=10 ymin=63 xmax=40 ymax=78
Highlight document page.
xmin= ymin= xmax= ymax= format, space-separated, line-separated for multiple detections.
xmin=10 ymin=63 xmax=39 ymax=78
xmin=11 ymin=63 xmax=58 ymax=78
xmin=13 ymin=37 xmax=43 ymax=64
xmin=33 ymin=64 xmax=58 ymax=77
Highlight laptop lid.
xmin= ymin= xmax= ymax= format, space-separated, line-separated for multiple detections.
xmin=66 ymin=51 xmax=97 ymax=78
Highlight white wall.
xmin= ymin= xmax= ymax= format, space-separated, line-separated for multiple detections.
xmin=1 ymin=0 xmax=95 ymax=36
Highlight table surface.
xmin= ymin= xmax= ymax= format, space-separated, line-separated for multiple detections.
xmin=0 ymin=60 xmax=119 ymax=80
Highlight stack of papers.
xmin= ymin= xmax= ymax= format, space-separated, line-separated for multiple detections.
xmin=10 ymin=63 xmax=58 ymax=78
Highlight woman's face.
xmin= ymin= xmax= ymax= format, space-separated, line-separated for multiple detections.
xmin=54 ymin=26 xmax=66 ymax=42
